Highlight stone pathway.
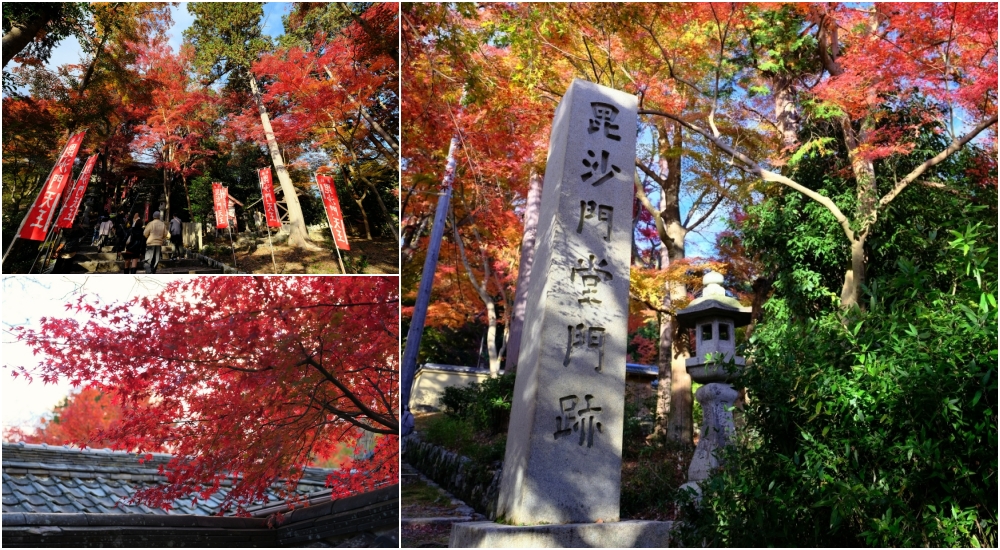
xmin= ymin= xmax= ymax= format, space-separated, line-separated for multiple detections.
xmin=400 ymin=462 xmax=484 ymax=548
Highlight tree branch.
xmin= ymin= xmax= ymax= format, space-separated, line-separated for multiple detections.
xmin=639 ymin=108 xmax=856 ymax=242
xmin=873 ymin=114 xmax=998 ymax=225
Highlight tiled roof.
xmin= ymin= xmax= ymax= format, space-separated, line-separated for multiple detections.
xmin=1 ymin=442 xmax=333 ymax=516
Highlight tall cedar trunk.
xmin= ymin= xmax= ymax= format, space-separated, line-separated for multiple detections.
xmin=505 ymin=171 xmax=543 ymax=373
xmin=772 ymin=75 xmax=800 ymax=151
xmin=248 ymin=76 xmax=312 ymax=248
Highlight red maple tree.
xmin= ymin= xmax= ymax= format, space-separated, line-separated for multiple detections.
xmin=9 ymin=276 xmax=399 ymax=513
xmin=3 ymin=385 xmax=128 ymax=448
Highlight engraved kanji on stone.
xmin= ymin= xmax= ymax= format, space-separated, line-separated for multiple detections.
xmin=577 ymin=201 xmax=613 ymax=242
xmin=553 ymin=394 xmax=603 ymax=447
xmin=564 ymin=323 xmax=606 ymax=371
xmin=588 ymin=102 xmax=621 ymax=141
xmin=571 ymin=254 xmax=613 ymax=304
xmin=581 ymin=150 xmax=621 ymax=186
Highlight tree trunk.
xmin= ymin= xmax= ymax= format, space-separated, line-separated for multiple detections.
xmin=325 ymin=65 xmax=400 ymax=158
xmin=181 ymin=173 xmax=192 ymax=215
xmin=454 ymin=215 xmax=504 ymax=377
xmin=350 ymin=184 xmax=372 ymax=240
xmin=2 ymin=7 xmax=57 ymax=68
xmin=162 ymin=145 xmax=173 ymax=223
xmin=772 ymin=74 xmax=801 ymax=151
xmin=651 ymin=121 xmax=694 ymax=446
xmin=653 ymin=309 xmax=675 ymax=440
xmin=355 ymin=171 xmax=392 ymax=235
xmin=839 ymin=116 xmax=876 ymax=309
xmin=505 ymin=171 xmax=543 ymax=373
xmin=248 ymin=75 xmax=312 ymax=248
xmin=401 ymin=214 xmax=428 ymax=266
xmin=162 ymin=168 xmax=171 ymax=225
xmin=665 ymin=279 xmax=692 ymax=445
xmin=841 ymin=235 xmax=867 ymax=309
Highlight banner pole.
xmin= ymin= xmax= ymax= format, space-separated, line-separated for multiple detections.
xmin=1 ymin=141 xmax=65 ymax=267
xmin=257 ymin=169 xmax=279 ymax=274
xmin=334 ymin=242 xmax=346 ymax=274
xmin=320 ymin=200 xmax=347 ymax=274
xmin=316 ymin=173 xmax=348 ymax=274
xmin=227 ymin=225 xmax=237 ymax=270
xmin=31 ymin=176 xmax=76 ymax=274
xmin=266 ymin=224 xmax=277 ymax=274
xmin=26 ymin=231 xmax=52 ymax=274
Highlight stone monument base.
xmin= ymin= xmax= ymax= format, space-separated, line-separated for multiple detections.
xmin=450 ymin=520 xmax=675 ymax=548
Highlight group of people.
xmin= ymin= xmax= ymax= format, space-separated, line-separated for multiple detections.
xmin=91 ymin=211 xmax=183 ymax=274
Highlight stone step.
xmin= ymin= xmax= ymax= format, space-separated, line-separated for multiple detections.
xmin=153 ymin=266 xmax=225 ymax=274
xmin=74 ymin=260 xmax=121 ymax=273
xmin=158 ymin=259 xmax=204 ymax=268
xmin=75 ymin=252 xmax=120 ymax=262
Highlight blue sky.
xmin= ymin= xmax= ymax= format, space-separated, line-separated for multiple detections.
xmin=38 ymin=3 xmax=290 ymax=73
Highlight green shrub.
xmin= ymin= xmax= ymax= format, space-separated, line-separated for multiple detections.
xmin=440 ymin=373 xmax=515 ymax=435
xmin=677 ymin=226 xmax=998 ymax=547
xmin=423 ymin=414 xmax=475 ymax=452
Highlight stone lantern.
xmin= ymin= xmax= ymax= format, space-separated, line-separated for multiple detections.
xmin=676 ymin=271 xmax=751 ymax=489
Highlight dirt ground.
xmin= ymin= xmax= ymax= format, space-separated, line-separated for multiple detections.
xmin=201 ymin=233 xmax=397 ymax=274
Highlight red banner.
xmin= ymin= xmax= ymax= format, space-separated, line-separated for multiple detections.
xmin=144 ymin=202 xmax=150 ymax=223
xmin=257 ymin=167 xmax=281 ymax=228
xmin=18 ymin=131 xmax=87 ymax=240
xmin=212 ymin=182 xmax=229 ymax=229
xmin=316 ymin=173 xmax=350 ymax=251
xmin=56 ymin=154 xmax=99 ymax=229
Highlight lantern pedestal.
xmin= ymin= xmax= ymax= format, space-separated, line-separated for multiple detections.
xmin=687 ymin=382 xmax=740 ymax=483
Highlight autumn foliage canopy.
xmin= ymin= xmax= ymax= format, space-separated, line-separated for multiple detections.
xmin=3 ymin=385 xmax=126 ymax=448
xmin=9 ymin=276 xmax=399 ymax=513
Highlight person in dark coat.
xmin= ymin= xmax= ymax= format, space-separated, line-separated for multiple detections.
xmin=121 ymin=213 xmax=146 ymax=274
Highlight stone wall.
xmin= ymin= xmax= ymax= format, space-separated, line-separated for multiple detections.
xmin=403 ymin=434 xmax=502 ymax=520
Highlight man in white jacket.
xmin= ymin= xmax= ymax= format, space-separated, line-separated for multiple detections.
xmin=143 ymin=211 xmax=167 ymax=274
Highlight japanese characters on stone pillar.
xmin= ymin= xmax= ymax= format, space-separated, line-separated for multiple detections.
xmin=497 ymin=79 xmax=637 ymax=525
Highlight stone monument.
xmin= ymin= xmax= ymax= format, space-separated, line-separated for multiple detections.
xmin=676 ymin=271 xmax=751 ymax=490
xmin=452 ymin=80 xmax=674 ymax=547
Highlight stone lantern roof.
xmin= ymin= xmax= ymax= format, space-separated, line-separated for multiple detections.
xmin=676 ymin=271 xmax=751 ymax=328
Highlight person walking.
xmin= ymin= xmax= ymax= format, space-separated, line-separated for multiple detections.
xmin=122 ymin=213 xmax=145 ymax=274
xmin=143 ymin=211 xmax=167 ymax=274
xmin=95 ymin=216 xmax=114 ymax=248
xmin=169 ymin=214 xmax=183 ymax=251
